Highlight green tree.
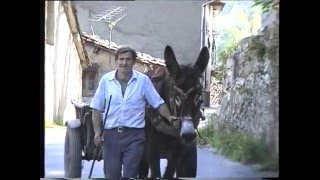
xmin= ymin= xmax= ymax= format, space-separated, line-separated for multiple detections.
xmin=215 ymin=1 xmax=262 ymax=65
xmin=252 ymin=0 xmax=276 ymax=14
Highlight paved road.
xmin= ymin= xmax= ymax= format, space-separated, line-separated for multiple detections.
xmin=44 ymin=128 xmax=278 ymax=179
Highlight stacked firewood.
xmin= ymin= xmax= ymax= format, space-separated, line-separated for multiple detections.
xmin=210 ymin=81 xmax=223 ymax=105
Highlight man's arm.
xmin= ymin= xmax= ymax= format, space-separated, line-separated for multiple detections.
xmin=157 ymin=103 xmax=180 ymax=128
xmin=157 ymin=103 xmax=171 ymax=121
xmin=148 ymin=108 xmax=179 ymax=137
xmin=90 ymin=77 xmax=106 ymax=134
xmin=92 ymin=109 xmax=103 ymax=134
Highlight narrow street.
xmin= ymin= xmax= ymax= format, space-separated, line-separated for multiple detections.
xmin=45 ymin=128 xmax=278 ymax=178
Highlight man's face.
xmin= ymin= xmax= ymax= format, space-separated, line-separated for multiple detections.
xmin=116 ymin=52 xmax=135 ymax=74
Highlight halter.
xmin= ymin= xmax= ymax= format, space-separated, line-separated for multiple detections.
xmin=147 ymin=66 xmax=203 ymax=138
xmin=170 ymin=86 xmax=195 ymax=118
xmin=169 ymin=85 xmax=203 ymax=139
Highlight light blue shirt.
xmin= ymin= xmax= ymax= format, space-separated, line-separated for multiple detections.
xmin=90 ymin=70 xmax=165 ymax=129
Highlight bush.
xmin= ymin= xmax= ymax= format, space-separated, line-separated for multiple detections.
xmin=45 ymin=119 xmax=65 ymax=128
xmin=197 ymin=122 xmax=278 ymax=170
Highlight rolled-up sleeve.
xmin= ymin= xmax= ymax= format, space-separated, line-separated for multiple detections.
xmin=144 ymin=77 xmax=165 ymax=109
xmin=90 ymin=77 xmax=106 ymax=112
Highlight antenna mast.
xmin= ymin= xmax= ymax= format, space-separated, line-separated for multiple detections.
xmin=89 ymin=6 xmax=127 ymax=62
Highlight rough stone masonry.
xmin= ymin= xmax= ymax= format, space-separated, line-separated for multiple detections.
xmin=217 ymin=7 xmax=279 ymax=159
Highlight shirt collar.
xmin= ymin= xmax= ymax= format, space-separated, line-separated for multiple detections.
xmin=106 ymin=69 xmax=137 ymax=82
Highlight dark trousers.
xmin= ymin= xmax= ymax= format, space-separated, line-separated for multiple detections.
xmin=103 ymin=127 xmax=145 ymax=180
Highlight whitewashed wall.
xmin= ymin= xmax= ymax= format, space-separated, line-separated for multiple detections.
xmin=45 ymin=1 xmax=83 ymax=124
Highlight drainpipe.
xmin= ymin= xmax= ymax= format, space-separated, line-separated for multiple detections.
xmin=201 ymin=0 xmax=215 ymax=50
xmin=200 ymin=4 xmax=205 ymax=50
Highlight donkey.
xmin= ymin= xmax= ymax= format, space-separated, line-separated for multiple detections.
xmin=139 ymin=45 xmax=209 ymax=179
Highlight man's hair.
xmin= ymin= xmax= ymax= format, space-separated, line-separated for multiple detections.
xmin=115 ymin=45 xmax=137 ymax=60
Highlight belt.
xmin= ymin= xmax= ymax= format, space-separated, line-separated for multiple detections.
xmin=107 ymin=126 xmax=143 ymax=133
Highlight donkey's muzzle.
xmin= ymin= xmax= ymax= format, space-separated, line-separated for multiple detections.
xmin=180 ymin=117 xmax=196 ymax=142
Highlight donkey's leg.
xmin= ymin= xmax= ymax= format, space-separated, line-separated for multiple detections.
xmin=149 ymin=147 xmax=161 ymax=178
xmin=178 ymin=144 xmax=198 ymax=178
xmin=137 ymin=148 xmax=149 ymax=179
xmin=138 ymin=128 xmax=151 ymax=179
xmin=163 ymin=157 xmax=176 ymax=178
xmin=147 ymin=131 xmax=161 ymax=178
xmin=174 ymin=151 xmax=184 ymax=178
xmin=163 ymin=147 xmax=178 ymax=179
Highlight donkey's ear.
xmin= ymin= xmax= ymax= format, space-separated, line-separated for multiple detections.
xmin=164 ymin=45 xmax=181 ymax=76
xmin=194 ymin=46 xmax=209 ymax=74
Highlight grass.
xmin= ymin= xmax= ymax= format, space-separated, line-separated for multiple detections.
xmin=45 ymin=120 xmax=66 ymax=128
xmin=197 ymin=121 xmax=278 ymax=171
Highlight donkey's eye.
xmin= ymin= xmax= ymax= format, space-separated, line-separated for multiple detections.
xmin=175 ymin=96 xmax=182 ymax=106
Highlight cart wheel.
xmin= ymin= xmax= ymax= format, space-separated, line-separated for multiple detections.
xmin=64 ymin=126 xmax=82 ymax=178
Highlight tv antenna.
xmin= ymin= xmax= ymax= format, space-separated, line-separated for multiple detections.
xmin=89 ymin=6 xmax=127 ymax=62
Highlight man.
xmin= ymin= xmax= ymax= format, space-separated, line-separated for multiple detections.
xmin=90 ymin=46 xmax=177 ymax=179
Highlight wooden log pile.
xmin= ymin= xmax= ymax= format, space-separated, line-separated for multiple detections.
xmin=210 ymin=81 xmax=223 ymax=105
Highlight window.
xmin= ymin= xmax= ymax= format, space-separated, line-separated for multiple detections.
xmin=88 ymin=72 xmax=95 ymax=90
xmin=82 ymin=63 xmax=99 ymax=97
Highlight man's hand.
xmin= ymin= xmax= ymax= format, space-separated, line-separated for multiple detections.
xmin=157 ymin=104 xmax=180 ymax=129
xmin=94 ymin=133 xmax=103 ymax=146
xmin=168 ymin=116 xmax=180 ymax=129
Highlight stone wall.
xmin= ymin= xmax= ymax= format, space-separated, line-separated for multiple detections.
xmin=217 ymin=8 xmax=279 ymax=157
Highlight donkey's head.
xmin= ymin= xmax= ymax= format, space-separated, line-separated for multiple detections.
xmin=164 ymin=45 xmax=209 ymax=143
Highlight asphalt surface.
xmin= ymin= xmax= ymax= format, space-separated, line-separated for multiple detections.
xmin=44 ymin=128 xmax=278 ymax=179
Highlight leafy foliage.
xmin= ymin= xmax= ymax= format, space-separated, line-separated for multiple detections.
xmin=197 ymin=120 xmax=278 ymax=170
xmin=210 ymin=1 xmax=274 ymax=83
xmin=253 ymin=0 xmax=278 ymax=14
xmin=214 ymin=42 xmax=238 ymax=81
xmin=213 ymin=1 xmax=263 ymax=82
